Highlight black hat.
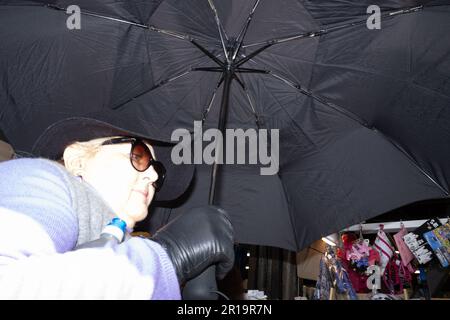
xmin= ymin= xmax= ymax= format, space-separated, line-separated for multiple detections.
xmin=32 ymin=117 xmax=194 ymax=202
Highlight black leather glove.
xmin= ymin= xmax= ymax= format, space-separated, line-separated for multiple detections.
xmin=151 ymin=206 xmax=234 ymax=285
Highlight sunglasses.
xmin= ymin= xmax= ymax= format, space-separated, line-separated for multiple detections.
xmin=101 ymin=137 xmax=166 ymax=191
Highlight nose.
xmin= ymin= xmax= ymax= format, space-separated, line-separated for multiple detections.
xmin=141 ymin=164 xmax=159 ymax=185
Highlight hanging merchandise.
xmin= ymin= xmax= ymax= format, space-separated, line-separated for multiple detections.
xmin=337 ymin=233 xmax=369 ymax=293
xmin=403 ymin=218 xmax=442 ymax=265
xmin=333 ymin=253 xmax=359 ymax=300
xmin=382 ymin=253 xmax=413 ymax=295
xmin=338 ymin=233 xmax=357 ymax=258
xmin=423 ymin=222 xmax=450 ymax=268
xmin=403 ymin=233 xmax=433 ymax=264
xmin=393 ymin=223 xmax=416 ymax=274
xmin=374 ymin=225 xmax=394 ymax=275
xmin=347 ymin=238 xmax=371 ymax=272
xmin=314 ymin=253 xmax=332 ymax=300
xmin=368 ymin=247 xmax=380 ymax=267
xmin=315 ymin=246 xmax=358 ymax=300
xmin=347 ymin=228 xmax=372 ymax=274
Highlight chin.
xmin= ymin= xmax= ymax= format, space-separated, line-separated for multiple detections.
xmin=134 ymin=209 xmax=149 ymax=223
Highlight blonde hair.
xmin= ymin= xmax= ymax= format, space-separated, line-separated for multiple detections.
xmin=61 ymin=137 xmax=112 ymax=173
xmin=66 ymin=140 xmax=102 ymax=158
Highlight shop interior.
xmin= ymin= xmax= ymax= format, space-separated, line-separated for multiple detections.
xmin=226 ymin=199 xmax=450 ymax=300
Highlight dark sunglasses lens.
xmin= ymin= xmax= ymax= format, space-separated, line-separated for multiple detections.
xmin=130 ymin=140 xmax=166 ymax=192
xmin=152 ymin=161 xmax=166 ymax=191
xmin=130 ymin=141 xmax=152 ymax=172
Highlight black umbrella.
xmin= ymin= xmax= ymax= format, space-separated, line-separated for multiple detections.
xmin=1 ymin=0 xmax=450 ymax=253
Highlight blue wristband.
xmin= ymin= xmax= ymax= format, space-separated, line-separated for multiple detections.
xmin=108 ymin=217 xmax=127 ymax=233
xmin=101 ymin=218 xmax=127 ymax=242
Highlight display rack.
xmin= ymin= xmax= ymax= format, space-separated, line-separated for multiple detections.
xmin=343 ymin=218 xmax=449 ymax=234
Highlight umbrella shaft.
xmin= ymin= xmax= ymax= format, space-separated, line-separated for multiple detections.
xmin=209 ymin=70 xmax=233 ymax=205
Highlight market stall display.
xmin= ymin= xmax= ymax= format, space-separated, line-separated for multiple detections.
xmin=311 ymin=218 xmax=450 ymax=300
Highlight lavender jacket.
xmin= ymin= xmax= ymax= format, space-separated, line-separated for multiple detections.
xmin=0 ymin=158 xmax=181 ymax=299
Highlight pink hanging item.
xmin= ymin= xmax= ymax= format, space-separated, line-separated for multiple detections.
xmin=393 ymin=224 xmax=416 ymax=273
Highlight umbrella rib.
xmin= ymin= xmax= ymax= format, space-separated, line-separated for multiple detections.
xmin=236 ymin=68 xmax=269 ymax=74
xmin=207 ymin=0 xmax=230 ymax=63
xmin=189 ymin=39 xmax=225 ymax=67
xmin=235 ymin=43 xmax=273 ymax=68
xmin=192 ymin=67 xmax=223 ymax=72
xmin=374 ymin=132 xmax=450 ymax=196
xmin=256 ymin=73 xmax=318 ymax=148
xmin=149 ymin=30 xmax=226 ymax=70
xmin=231 ymin=0 xmax=262 ymax=62
xmin=267 ymin=71 xmax=369 ymax=127
xmin=45 ymin=4 xmax=219 ymax=49
xmin=111 ymin=69 xmax=193 ymax=110
xmin=242 ymin=5 xmax=424 ymax=49
xmin=233 ymin=74 xmax=262 ymax=128
xmin=148 ymin=26 xmax=224 ymax=67
xmin=267 ymin=72 xmax=450 ymax=196
xmin=148 ymin=25 xmax=217 ymax=44
xmin=201 ymin=74 xmax=225 ymax=123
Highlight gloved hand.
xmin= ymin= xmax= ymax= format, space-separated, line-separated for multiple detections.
xmin=151 ymin=206 xmax=234 ymax=285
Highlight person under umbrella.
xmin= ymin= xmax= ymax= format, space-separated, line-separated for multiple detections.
xmin=0 ymin=117 xmax=234 ymax=299
xmin=2 ymin=0 xmax=449 ymax=254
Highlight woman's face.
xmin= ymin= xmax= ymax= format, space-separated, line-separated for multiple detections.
xmin=65 ymin=137 xmax=159 ymax=228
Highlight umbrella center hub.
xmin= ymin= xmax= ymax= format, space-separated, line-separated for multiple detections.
xmin=226 ymin=37 xmax=239 ymax=62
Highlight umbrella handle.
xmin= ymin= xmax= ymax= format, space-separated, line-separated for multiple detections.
xmin=182 ymin=266 xmax=218 ymax=300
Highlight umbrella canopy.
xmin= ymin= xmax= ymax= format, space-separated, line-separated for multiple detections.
xmin=1 ymin=0 xmax=450 ymax=251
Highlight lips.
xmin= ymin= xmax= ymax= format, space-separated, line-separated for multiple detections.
xmin=132 ymin=189 xmax=149 ymax=199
